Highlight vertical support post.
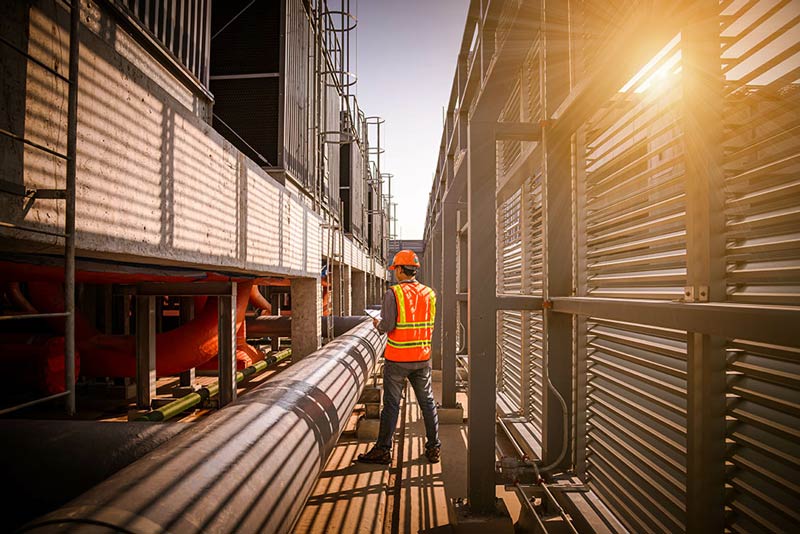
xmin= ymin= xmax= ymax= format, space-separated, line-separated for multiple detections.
xmin=64 ymin=0 xmax=81 ymax=416
xmin=573 ymin=126 xmax=589 ymax=477
xmin=291 ymin=277 xmax=322 ymax=360
xmin=541 ymin=0 xmax=573 ymax=469
xmin=442 ymin=200 xmax=458 ymax=408
xmin=218 ymin=282 xmax=237 ymax=408
xmin=135 ymin=295 xmax=156 ymax=409
xmin=458 ymin=209 xmax=469 ymax=355
xmin=352 ymin=269 xmax=367 ymax=315
xmin=467 ymin=118 xmax=498 ymax=514
xmin=519 ymin=178 xmax=532 ymax=419
xmin=332 ymin=264 xmax=342 ymax=315
xmin=342 ymin=264 xmax=352 ymax=315
xmin=682 ymin=3 xmax=726 ymax=531
xmin=179 ymin=297 xmax=196 ymax=387
xmin=431 ymin=224 xmax=443 ymax=370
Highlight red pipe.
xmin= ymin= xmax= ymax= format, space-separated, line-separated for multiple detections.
xmin=24 ymin=282 xmax=262 ymax=377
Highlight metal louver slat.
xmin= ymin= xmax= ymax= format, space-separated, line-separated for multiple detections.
xmin=584 ymin=32 xmax=687 ymax=302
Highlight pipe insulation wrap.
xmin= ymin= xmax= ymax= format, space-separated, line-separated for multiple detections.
xmin=22 ymin=321 xmax=386 ymax=534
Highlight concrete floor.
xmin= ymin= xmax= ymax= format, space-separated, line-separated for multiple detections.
xmin=294 ymin=378 xmax=523 ymax=534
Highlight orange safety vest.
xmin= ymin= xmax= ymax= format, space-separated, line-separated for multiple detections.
xmin=385 ymin=281 xmax=436 ymax=362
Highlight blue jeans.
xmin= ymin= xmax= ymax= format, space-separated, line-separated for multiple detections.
xmin=376 ymin=361 xmax=441 ymax=451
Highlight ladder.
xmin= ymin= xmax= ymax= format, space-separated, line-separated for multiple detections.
xmin=0 ymin=1 xmax=81 ymax=416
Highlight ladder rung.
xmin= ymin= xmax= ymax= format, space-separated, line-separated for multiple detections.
xmin=0 ymin=221 xmax=68 ymax=238
xmin=0 ymin=312 xmax=71 ymax=321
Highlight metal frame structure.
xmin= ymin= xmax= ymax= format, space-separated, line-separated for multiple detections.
xmin=423 ymin=0 xmax=800 ymax=530
xmin=0 ymin=0 xmax=80 ymax=416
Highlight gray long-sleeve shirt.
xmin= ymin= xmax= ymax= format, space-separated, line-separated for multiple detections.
xmin=377 ymin=279 xmax=431 ymax=369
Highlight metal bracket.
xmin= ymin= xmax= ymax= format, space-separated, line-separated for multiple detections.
xmin=684 ymin=285 xmax=709 ymax=303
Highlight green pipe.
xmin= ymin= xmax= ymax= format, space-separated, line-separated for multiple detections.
xmin=136 ymin=349 xmax=292 ymax=422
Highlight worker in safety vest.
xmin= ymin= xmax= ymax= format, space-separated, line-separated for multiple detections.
xmin=358 ymin=250 xmax=441 ymax=465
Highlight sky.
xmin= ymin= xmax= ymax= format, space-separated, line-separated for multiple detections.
xmin=352 ymin=0 xmax=470 ymax=240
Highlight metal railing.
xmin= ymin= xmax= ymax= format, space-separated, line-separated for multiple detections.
xmin=0 ymin=0 xmax=80 ymax=416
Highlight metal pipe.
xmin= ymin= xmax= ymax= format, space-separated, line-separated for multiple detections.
xmin=22 ymin=321 xmax=385 ymax=534
xmin=136 ymin=348 xmax=293 ymax=422
xmin=0 ymin=420 xmax=189 ymax=531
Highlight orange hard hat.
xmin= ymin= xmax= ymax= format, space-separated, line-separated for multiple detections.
xmin=389 ymin=249 xmax=421 ymax=270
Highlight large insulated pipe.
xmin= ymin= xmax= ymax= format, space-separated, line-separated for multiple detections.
xmin=0 ymin=420 xmax=190 ymax=531
xmin=22 ymin=321 xmax=385 ymax=534
xmin=247 ymin=315 xmax=371 ymax=338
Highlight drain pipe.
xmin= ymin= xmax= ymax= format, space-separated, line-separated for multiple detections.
xmin=136 ymin=348 xmax=293 ymax=422
xmin=22 ymin=321 xmax=385 ymax=534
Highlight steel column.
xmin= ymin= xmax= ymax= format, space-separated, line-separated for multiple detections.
xmin=135 ymin=295 xmax=156 ymax=409
xmin=458 ymin=209 xmax=468 ymax=355
xmin=64 ymin=0 xmax=81 ymax=416
xmin=682 ymin=3 xmax=726 ymax=531
xmin=540 ymin=0 xmax=573 ymax=470
xmin=217 ymin=282 xmax=237 ymax=408
xmin=431 ymin=222 xmax=443 ymax=370
xmin=179 ymin=297 xmax=196 ymax=387
xmin=467 ymin=118 xmax=498 ymax=514
xmin=442 ymin=199 xmax=458 ymax=408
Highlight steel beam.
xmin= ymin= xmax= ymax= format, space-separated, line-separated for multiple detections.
xmin=683 ymin=5 xmax=727 ymax=530
xmin=551 ymin=297 xmax=800 ymax=348
xmin=431 ymin=222 xmax=443 ymax=370
xmin=135 ymin=295 xmax=156 ymax=409
xmin=136 ymin=281 xmax=235 ymax=296
xmin=179 ymin=297 xmax=196 ymax=387
xmin=217 ymin=282 xmax=237 ymax=408
xmin=496 ymin=294 xmax=543 ymax=310
xmin=541 ymin=0 xmax=573 ymax=470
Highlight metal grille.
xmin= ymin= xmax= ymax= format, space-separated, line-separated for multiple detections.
xmin=527 ymin=311 xmax=544 ymax=439
xmin=115 ymin=0 xmax=211 ymax=85
xmin=499 ymin=189 xmax=524 ymax=412
xmin=584 ymin=34 xmax=687 ymax=300
xmin=586 ymin=318 xmax=688 ymax=533
xmin=725 ymin=338 xmax=800 ymax=533
xmin=499 ymin=79 xmax=522 ymax=176
xmin=500 ymin=310 xmax=524 ymax=413
xmin=722 ymin=0 xmax=800 ymax=306
xmin=501 ymin=188 xmax=523 ymax=293
xmin=525 ymin=173 xmax=543 ymax=295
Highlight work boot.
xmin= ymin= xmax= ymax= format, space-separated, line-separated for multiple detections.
xmin=357 ymin=446 xmax=392 ymax=465
xmin=424 ymin=445 xmax=440 ymax=464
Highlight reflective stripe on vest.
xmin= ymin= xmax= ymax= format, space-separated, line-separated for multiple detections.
xmin=385 ymin=281 xmax=436 ymax=362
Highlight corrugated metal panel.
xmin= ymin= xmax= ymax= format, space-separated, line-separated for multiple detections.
xmin=722 ymin=0 xmax=800 ymax=306
xmin=584 ymin=35 xmax=686 ymax=300
xmin=586 ymin=318 xmax=688 ymax=533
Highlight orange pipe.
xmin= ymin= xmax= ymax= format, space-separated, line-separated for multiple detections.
xmin=25 ymin=281 xmax=262 ymax=377
xmin=248 ymin=285 xmax=272 ymax=315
